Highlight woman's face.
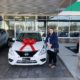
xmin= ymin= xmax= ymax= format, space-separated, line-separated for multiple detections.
xmin=48 ymin=28 xmax=54 ymax=34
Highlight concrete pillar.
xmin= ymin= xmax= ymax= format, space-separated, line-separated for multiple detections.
xmin=35 ymin=16 xmax=38 ymax=31
xmin=2 ymin=15 xmax=9 ymax=30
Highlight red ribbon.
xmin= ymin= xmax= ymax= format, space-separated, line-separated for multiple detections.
xmin=20 ymin=38 xmax=36 ymax=52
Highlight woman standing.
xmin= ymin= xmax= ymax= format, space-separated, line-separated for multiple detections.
xmin=45 ymin=26 xmax=59 ymax=68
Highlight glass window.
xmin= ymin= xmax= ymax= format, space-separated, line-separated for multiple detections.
xmin=0 ymin=21 xmax=2 ymax=28
xmin=47 ymin=21 xmax=58 ymax=35
xmin=25 ymin=16 xmax=35 ymax=31
xmin=47 ymin=16 xmax=59 ymax=35
xmin=38 ymin=16 xmax=46 ymax=20
xmin=58 ymin=22 xmax=69 ymax=37
xmin=47 ymin=22 xmax=58 ymax=27
xmin=38 ymin=21 xmax=46 ymax=36
xmin=0 ymin=16 xmax=2 ymax=29
xmin=70 ymin=16 xmax=80 ymax=37
xmin=70 ymin=22 xmax=79 ymax=31
xmin=58 ymin=26 xmax=69 ymax=37
xmin=70 ymin=32 xmax=80 ymax=37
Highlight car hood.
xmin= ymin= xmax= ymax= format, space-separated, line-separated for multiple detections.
xmin=11 ymin=41 xmax=44 ymax=51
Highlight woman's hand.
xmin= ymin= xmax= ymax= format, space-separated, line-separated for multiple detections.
xmin=47 ymin=42 xmax=52 ymax=49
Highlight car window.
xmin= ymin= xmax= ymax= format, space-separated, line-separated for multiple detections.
xmin=16 ymin=33 xmax=42 ymax=42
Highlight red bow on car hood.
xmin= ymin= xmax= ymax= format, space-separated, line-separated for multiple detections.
xmin=20 ymin=38 xmax=36 ymax=52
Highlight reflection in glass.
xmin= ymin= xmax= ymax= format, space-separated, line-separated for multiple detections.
xmin=58 ymin=22 xmax=69 ymax=37
xmin=58 ymin=27 xmax=69 ymax=37
xmin=38 ymin=22 xmax=46 ymax=36
xmin=0 ymin=21 xmax=2 ymax=28
xmin=70 ymin=32 xmax=80 ymax=37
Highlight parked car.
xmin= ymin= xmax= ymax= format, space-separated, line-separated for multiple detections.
xmin=70 ymin=32 xmax=80 ymax=37
xmin=58 ymin=32 xmax=68 ymax=37
xmin=8 ymin=31 xmax=47 ymax=65
xmin=7 ymin=29 xmax=15 ymax=47
xmin=76 ymin=41 xmax=79 ymax=53
xmin=7 ymin=29 xmax=14 ymax=42
xmin=0 ymin=29 xmax=9 ymax=47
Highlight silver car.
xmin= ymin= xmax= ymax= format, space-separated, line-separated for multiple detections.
xmin=0 ymin=29 xmax=9 ymax=47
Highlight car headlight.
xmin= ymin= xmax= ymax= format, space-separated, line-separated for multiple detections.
xmin=9 ymin=48 xmax=20 ymax=58
xmin=9 ymin=49 xmax=14 ymax=56
xmin=39 ymin=46 xmax=47 ymax=55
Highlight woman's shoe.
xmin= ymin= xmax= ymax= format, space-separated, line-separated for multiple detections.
xmin=48 ymin=64 xmax=52 ymax=67
xmin=51 ymin=65 xmax=56 ymax=68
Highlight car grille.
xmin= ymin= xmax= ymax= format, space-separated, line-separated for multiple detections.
xmin=16 ymin=51 xmax=38 ymax=57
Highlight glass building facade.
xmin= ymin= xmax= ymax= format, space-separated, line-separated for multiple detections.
xmin=0 ymin=15 xmax=80 ymax=43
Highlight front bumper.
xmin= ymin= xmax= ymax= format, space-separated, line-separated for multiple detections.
xmin=8 ymin=51 xmax=47 ymax=65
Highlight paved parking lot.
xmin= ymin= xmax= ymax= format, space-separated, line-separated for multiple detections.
xmin=0 ymin=47 xmax=73 ymax=79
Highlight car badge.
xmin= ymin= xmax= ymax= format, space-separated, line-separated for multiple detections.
xmin=24 ymin=52 xmax=29 ymax=56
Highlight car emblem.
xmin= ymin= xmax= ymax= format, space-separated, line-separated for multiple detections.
xmin=24 ymin=52 xmax=29 ymax=56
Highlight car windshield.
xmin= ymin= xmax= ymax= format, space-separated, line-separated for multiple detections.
xmin=16 ymin=33 xmax=42 ymax=42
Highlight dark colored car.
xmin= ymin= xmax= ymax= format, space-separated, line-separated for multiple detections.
xmin=7 ymin=29 xmax=14 ymax=42
xmin=76 ymin=41 xmax=79 ymax=53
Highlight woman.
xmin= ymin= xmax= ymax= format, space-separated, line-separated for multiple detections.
xmin=45 ymin=26 xmax=59 ymax=68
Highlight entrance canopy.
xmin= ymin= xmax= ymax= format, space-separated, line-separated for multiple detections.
xmin=0 ymin=0 xmax=76 ymax=15
xmin=59 ymin=0 xmax=80 ymax=15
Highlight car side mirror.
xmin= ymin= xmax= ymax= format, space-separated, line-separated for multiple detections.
xmin=12 ymin=38 xmax=16 ymax=41
xmin=42 ymin=37 xmax=46 ymax=41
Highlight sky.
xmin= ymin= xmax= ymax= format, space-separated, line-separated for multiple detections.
xmin=77 ymin=0 xmax=80 ymax=1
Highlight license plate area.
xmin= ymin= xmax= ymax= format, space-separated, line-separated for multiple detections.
xmin=22 ymin=58 xmax=30 ymax=61
xmin=17 ymin=58 xmax=37 ymax=63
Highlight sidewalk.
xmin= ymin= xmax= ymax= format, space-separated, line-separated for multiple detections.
xmin=58 ymin=43 xmax=80 ymax=80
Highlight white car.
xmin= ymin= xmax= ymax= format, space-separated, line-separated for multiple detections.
xmin=8 ymin=31 xmax=47 ymax=65
xmin=0 ymin=29 xmax=9 ymax=47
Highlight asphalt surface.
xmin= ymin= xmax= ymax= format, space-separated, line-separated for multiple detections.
xmin=0 ymin=47 xmax=73 ymax=79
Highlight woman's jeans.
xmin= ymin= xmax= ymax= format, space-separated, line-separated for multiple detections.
xmin=47 ymin=50 xmax=57 ymax=66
